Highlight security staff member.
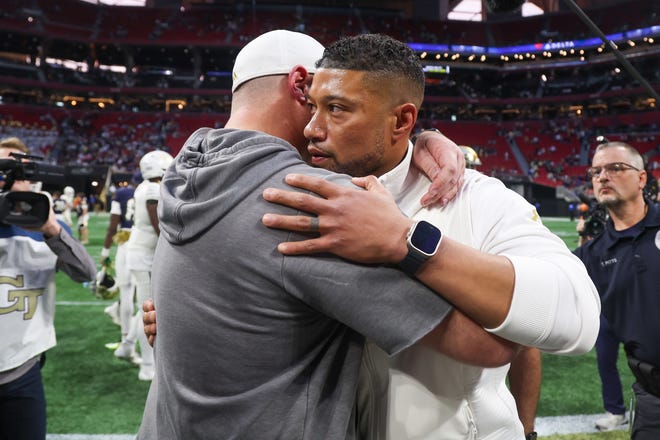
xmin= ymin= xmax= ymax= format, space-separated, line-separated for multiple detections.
xmin=575 ymin=141 xmax=660 ymax=439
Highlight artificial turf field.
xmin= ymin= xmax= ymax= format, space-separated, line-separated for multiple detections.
xmin=45 ymin=214 xmax=633 ymax=439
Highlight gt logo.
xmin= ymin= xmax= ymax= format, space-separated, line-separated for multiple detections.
xmin=0 ymin=275 xmax=44 ymax=320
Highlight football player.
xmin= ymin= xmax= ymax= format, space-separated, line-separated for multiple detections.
xmin=124 ymin=150 xmax=173 ymax=381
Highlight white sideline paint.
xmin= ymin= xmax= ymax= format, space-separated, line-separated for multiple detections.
xmin=46 ymin=414 xmax=629 ymax=439
xmin=48 ymin=436 xmax=135 ymax=439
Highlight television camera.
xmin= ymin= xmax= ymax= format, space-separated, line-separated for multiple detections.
xmin=579 ymin=203 xmax=608 ymax=239
xmin=0 ymin=153 xmax=65 ymax=228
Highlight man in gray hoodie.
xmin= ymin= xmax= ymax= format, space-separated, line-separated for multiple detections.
xmin=137 ymin=30 xmax=517 ymax=440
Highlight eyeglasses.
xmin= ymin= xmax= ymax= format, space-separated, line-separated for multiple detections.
xmin=587 ymin=162 xmax=640 ymax=179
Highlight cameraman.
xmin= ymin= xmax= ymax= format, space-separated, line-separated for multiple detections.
xmin=0 ymin=137 xmax=96 ymax=439
xmin=575 ymin=141 xmax=660 ymax=437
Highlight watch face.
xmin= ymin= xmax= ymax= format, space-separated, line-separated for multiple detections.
xmin=410 ymin=221 xmax=442 ymax=255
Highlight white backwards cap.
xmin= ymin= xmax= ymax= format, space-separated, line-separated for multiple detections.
xmin=231 ymin=29 xmax=325 ymax=92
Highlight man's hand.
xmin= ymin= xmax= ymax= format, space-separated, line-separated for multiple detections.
xmin=412 ymin=130 xmax=465 ymax=207
xmin=262 ymin=174 xmax=413 ymax=264
xmin=143 ymin=299 xmax=157 ymax=347
xmin=100 ymin=247 xmax=112 ymax=268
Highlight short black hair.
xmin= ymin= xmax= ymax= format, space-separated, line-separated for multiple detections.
xmin=316 ymin=34 xmax=425 ymax=105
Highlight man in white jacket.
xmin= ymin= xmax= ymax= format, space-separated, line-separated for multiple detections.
xmin=262 ymin=34 xmax=600 ymax=439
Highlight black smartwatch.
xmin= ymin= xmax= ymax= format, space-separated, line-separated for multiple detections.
xmin=398 ymin=220 xmax=442 ymax=276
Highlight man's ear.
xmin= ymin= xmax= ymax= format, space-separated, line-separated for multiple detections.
xmin=392 ymin=103 xmax=417 ymax=141
xmin=639 ymin=169 xmax=647 ymax=191
xmin=288 ymin=65 xmax=310 ymax=104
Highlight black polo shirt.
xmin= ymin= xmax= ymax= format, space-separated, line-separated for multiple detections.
xmin=574 ymin=202 xmax=660 ymax=367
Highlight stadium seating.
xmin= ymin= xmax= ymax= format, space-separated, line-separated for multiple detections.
xmin=0 ymin=0 xmax=657 ymax=188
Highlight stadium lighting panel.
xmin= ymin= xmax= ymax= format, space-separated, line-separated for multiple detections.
xmin=79 ymin=0 xmax=145 ymax=5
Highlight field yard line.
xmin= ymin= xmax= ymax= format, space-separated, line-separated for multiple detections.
xmin=552 ymin=230 xmax=578 ymax=236
xmin=56 ymin=301 xmax=109 ymax=306
xmin=45 ymin=413 xmax=629 ymax=439
xmin=542 ymin=217 xmax=573 ymax=222
xmin=536 ymin=413 xmax=629 ymax=435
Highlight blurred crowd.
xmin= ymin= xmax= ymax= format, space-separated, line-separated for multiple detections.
xmin=1 ymin=107 xmax=658 ymax=189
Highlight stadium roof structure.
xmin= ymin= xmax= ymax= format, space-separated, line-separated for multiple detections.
xmin=0 ymin=0 xmax=656 ymax=118
xmin=77 ymin=0 xmax=638 ymax=21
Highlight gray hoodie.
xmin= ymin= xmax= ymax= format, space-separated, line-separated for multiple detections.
xmin=137 ymin=127 xmax=450 ymax=440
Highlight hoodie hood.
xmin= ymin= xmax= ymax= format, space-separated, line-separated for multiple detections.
xmin=159 ymin=127 xmax=304 ymax=244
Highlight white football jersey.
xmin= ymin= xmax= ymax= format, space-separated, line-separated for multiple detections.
xmin=126 ymin=180 xmax=161 ymax=253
